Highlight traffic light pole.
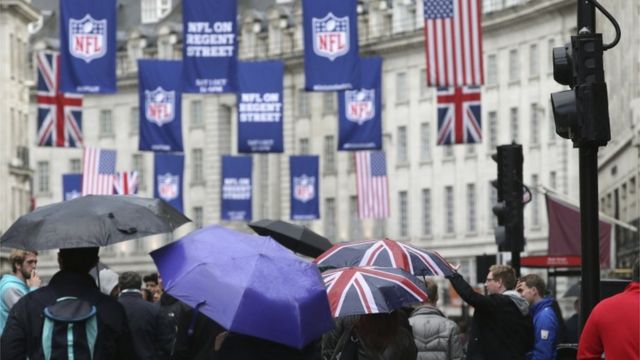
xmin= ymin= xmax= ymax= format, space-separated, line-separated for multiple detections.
xmin=576 ymin=0 xmax=600 ymax=331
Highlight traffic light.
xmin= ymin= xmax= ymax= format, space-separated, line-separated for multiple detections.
xmin=550 ymin=33 xmax=610 ymax=147
xmin=491 ymin=144 xmax=524 ymax=252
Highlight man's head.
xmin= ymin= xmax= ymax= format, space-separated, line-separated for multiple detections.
xmin=9 ymin=250 xmax=38 ymax=281
xmin=119 ymin=271 xmax=142 ymax=291
xmin=58 ymin=247 xmax=99 ymax=273
xmin=517 ymin=274 xmax=546 ymax=305
xmin=143 ymin=272 xmax=159 ymax=290
xmin=485 ymin=264 xmax=516 ymax=294
xmin=424 ymin=278 xmax=439 ymax=306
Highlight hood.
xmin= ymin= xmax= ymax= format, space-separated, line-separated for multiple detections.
xmin=531 ymin=296 xmax=554 ymax=314
xmin=411 ymin=304 xmax=446 ymax=318
xmin=503 ymin=290 xmax=530 ymax=316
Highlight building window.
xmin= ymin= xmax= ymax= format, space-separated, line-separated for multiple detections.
xmin=530 ymin=104 xmax=539 ymax=145
xmin=323 ymin=92 xmax=335 ymax=114
xmin=37 ymin=161 xmax=50 ymax=194
xmin=130 ymin=107 xmax=139 ymax=135
xmin=193 ymin=206 xmax=204 ymax=228
xmin=350 ymin=196 xmax=362 ymax=240
xmin=132 ymin=154 xmax=146 ymax=191
xmin=549 ymin=171 xmax=557 ymax=190
xmin=397 ymin=126 xmax=408 ymax=164
xmin=399 ymin=191 xmax=409 ymax=238
xmin=422 ymin=189 xmax=432 ymax=236
xmin=324 ymin=198 xmax=336 ymax=241
xmin=69 ymin=158 xmax=81 ymax=173
xmin=191 ymin=100 xmax=203 ymax=127
xmin=510 ymin=107 xmax=519 ymax=142
xmin=420 ymin=123 xmax=431 ymax=162
xmin=324 ymin=136 xmax=336 ymax=174
xmin=99 ymin=110 xmax=113 ymax=137
xmin=298 ymin=90 xmax=310 ymax=117
xmin=529 ymin=43 xmax=539 ymax=78
xmin=509 ymin=49 xmax=520 ymax=82
xmin=396 ymin=72 xmax=408 ymax=103
xmin=445 ymin=186 xmax=454 ymax=234
xmin=420 ymin=69 xmax=431 ymax=98
xmin=488 ymin=111 xmax=498 ymax=148
xmin=443 ymin=145 xmax=454 ymax=158
xmin=531 ymin=174 xmax=540 ymax=226
xmin=487 ymin=54 xmax=497 ymax=85
xmin=299 ymin=138 xmax=309 ymax=155
xmin=191 ymin=148 xmax=204 ymax=184
xmin=467 ymin=184 xmax=477 ymax=233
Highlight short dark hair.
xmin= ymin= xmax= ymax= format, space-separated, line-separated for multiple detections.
xmin=119 ymin=271 xmax=142 ymax=290
xmin=59 ymin=247 xmax=99 ymax=273
xmin=489 ymin=264 xmax=517 ymax=290
xmin=519 ymin=274 xmax=546 ymax=296
xmin=143 ymin=272 xmax=159 ymax=284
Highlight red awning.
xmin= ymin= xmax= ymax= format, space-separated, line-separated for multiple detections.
xmin=521 ymin=255 xmax=582 ymax=268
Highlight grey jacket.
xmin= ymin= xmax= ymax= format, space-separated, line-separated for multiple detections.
xmin=409 ymin=305 xmax=464 ymax=360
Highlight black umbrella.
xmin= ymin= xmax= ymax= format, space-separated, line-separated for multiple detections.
xmin=0 ymin=195 xmax=190 ymax=250
xmin=248 ymin=219 xmax=332 ymax=258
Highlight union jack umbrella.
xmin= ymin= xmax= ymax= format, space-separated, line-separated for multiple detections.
xmin=322 ymin=266 xmax=428 ymax=317
xmin=314 ymin=238 xmax=455 ymax=277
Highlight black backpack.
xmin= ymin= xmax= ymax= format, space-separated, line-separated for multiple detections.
xmin=41 ymin=295 xmax=99 ymax=360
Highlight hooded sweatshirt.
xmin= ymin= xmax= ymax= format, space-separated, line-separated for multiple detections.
xmin=527 ymin=297 xmax=559 ymax=360
xmin=0 ymin=274 xmax=31 ymax=335
xmin=448 ymin=273 xmax=534 ymax=360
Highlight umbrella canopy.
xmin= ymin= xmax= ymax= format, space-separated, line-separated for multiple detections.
xmin=150 ymin=225 xmax=334 ymax=349
xmin=0 ymin=195 xmax=190 ymax=250
xmin=322 ymin=266 xmax=428 ymax=317
xmin=314 ymin=238 xmax=455 ymax=276
xmin=248 ymin=219 xmax=333 ymax=258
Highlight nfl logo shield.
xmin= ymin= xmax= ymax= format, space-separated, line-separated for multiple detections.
xmin=69 ymin=14 xmax=107 ymax=63
xmin=345 ymin=89 xmax=375 ymax=125
xmin=293 ymin=175 xmax=315 ymax=203
xmin=145 ymin=87 xmax=175 ymax=126
xmin=312 ymin=13 xmax=350 ymax=61
xmin=158 ymin=173 xmax=179 ymax=201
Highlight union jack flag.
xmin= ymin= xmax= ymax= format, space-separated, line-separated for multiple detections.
xmin=423 ymin=0 xmax=484 ymax=87
xmin=113 ymin=171 xmax=139 ymax=195
xmin=322 ymin=266 xmax=428 ymax=317
xmin=315 ymin=238 xmax=455 ymax=276
xmin=36 ymin=52 xmax=83 ymax=147
xmin=436 ymin=86 xmax=481 ymax=145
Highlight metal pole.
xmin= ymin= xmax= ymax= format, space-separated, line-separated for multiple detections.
xmin=576 ymin=0 xmax=601 ymax=331
xmin=512 ymin=250 xmax=521 ymax=277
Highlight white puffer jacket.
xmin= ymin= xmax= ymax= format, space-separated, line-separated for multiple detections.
xmin=409 ymin=305 xmax=464 ymax=360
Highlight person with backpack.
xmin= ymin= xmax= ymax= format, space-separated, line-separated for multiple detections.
xmin=0 ymin=247 xmax=135 ymax=360
xmin=0 ymin=250 xmax=41 ymax=335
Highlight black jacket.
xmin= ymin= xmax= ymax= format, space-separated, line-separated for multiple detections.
xmin=119 ymin=291 xmax=172 ymax=360
xmin=0 ymin=271 xmax=135 ymax=360
xmin=448 ymin=273 xmax=534 ymax=360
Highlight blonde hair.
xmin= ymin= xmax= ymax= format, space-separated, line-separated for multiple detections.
xmin=489 ymin=264 xmax=516 ymax=290
xmin=9 ymin=250 xmax=38 ymax=273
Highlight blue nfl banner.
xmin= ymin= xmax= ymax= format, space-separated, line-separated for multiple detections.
xmin=154 ymin=153 xmax=184 ymax=213
xmin=237 ymin=61 xmax=284 ymax=153
xmin=139 ymin=60 xmax=184 ymax=152
xmin=62 ymin=174 xmax=82 ymax=201
xmin=221 ymin=156 xmax=252 ymax=221
xmin=59 ymin=0 xmax=116 ymax=93
xmin=303 ymin=0 xmax=360 ymax=91
xmin=338 ymin=57 xmax=383 ymax=151
xmin=290 ymin=156 xmax=320 ymax=220
xmin=182 ymin=0 xmax=237 ymax=93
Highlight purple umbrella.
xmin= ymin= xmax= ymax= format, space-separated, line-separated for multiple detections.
xmin=150 ymin=225 xmax=334 ymax=349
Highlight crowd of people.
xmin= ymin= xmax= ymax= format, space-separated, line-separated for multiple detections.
xmin=0 ymin=247 xmax=637 ymax=359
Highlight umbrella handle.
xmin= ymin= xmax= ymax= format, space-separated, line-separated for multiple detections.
xmin=187 ymin=301 xmax=206 ymax=336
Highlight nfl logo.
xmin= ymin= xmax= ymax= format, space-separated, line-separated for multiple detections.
xmin=145 ymin=87 xmax=175 ymax=126
xmin=69 ymin=14 xmax=107 ymax=63
xmin=158 ymin=173 xmax=179 ymax=201
xmin=293 ymin=175 xmax=315 ymax=203
xmin=345 ymin=89 xmax=375 ymax=125
xmin=312 ymin=13 xmax=350 ymax=61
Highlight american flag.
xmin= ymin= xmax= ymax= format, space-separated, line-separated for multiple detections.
xmin=355 ymin=151 xmax=389 ymax=219
xmin=82 ymin=148 xmax=117 ymax=195
xmin=113 ymin=171 xmax=139 ymax=195
xmin=437 ymin=86 xmax=482 ymax=145
xmin=322 ymin=266 xmax=428 ymax=317
xmin=423 ymin=0 xmax=484 ymax=87
xmin=36 ymin=52 xmax=83 ymax=147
